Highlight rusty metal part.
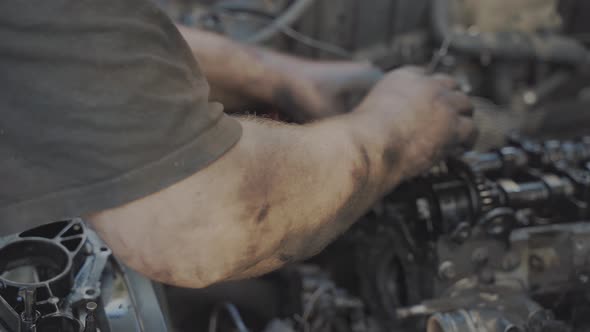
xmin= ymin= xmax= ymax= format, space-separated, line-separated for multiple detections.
xmin=453 ymin=0 xmax=562 ymax=33
xmin=398 ymin=284 xmax=548 ymax=332
xmin=432 ymin=0 xmax=590 ymax=65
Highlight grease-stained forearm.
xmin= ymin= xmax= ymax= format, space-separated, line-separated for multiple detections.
xmin=88 ymin=67 xmax=475 ymax=289
xmin=88 ymin=113 xmax=405 ymax=288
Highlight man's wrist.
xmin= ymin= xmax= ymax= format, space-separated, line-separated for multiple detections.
xmin=344 ymin=108 xmax=410 ymax=192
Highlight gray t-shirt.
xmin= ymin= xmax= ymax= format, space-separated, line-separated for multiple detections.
xmin=0 ymin=0 xmax=242 ymax=236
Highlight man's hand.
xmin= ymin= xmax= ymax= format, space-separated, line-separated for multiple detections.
xmin=352 ymin=67 xmax=476 ymax=185
xmin=273 ymin=60 xmax=384 ymax=121
xmin=177 ymin=26 xmax=382 ymax=122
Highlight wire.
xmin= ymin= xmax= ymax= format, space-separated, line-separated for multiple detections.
xmin=213 ymin=9 xmax=353 ymax=59
xmin=427 ymin=35 xmax=452 ymax=73
xmin=241 ymin=0 xmax=318 ymax=44
xmin=280 ymin=26 xmax=353 ymax=59
xmin=208 ymin=302 xmax=249 ymax=332
xmin=301 ymin=284 xmax=333 ymax=323
xmin=291 ymin=285 xmax=334 ymax=332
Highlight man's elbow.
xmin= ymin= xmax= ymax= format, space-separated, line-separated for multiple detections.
xmin=87 ymin=210 xmax=235 ymax=289
xmin=90 ymin=220 xmax=231 ymax=288
xmin=120 ymin=249 xmax=224 ymax=289
xmin=84 ymin=168 xmax=284 ymax=288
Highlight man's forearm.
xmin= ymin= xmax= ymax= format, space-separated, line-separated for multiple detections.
xmin=177 ymin=26 xmax=287 ymax=107
xmin=176 ymin=26 xmax=383 ymax=120
xmin=88 ymin=66 xmax=474 ymax=289
xmin=88 ymin=113 xmax=405 ymax=288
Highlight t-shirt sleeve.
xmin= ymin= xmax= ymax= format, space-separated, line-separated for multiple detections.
xmin=0 ymin=0 xmax=242 ymax=236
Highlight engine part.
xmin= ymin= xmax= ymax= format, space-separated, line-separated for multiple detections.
xmin=432 ymin=0 xmax=590 ymax=65
xmin=455 ymin=0 xmax=562 ymax=33
xmin=0 ymin=220 xmax=169 ymax=332
xmin=350 ymin=135 xmax=590 ymax=331
xmin=406 ymin=284 xmax=548 ymax=332
xmin=151 ymin=136 xmax=590 ymax=332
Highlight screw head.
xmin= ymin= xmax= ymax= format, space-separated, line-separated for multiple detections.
xmin=86 ymin=301 xmax=98 ymax=311
xmin=439 ymin=261 xmax=457 ymax=280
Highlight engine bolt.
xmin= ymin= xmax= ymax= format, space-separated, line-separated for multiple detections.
xmin=84 ymin=301 xmax=98 ymax=332
xmin=438 ymin=261 xmax=457 ymax=280
xmin=19 ymin=287 xmax=39 ymax=332
xmin=23 ymin=288 xmax=35 ymax=322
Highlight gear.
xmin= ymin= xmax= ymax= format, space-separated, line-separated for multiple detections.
xmin=473 ymin=173 xmax=501 ymax=213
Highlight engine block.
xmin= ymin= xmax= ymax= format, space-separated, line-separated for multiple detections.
xmin=360 ymin=134 xmax=590 ymax=331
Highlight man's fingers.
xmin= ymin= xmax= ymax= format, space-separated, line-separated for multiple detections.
xmin=432 ymin=74 xmax=459 ymax=90
xmin=457 ymin=116 xmax=478 ymax=149
xmin=440 ymin=90 xmax=474 ymax=117
xmin=454 ymin=92 xmax=474 ymax=117
xmin=403 ymin=66 xmax=427 ymax=74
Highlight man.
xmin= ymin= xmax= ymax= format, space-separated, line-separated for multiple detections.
xmin=0 ymin=0 xmax=475 ymax=288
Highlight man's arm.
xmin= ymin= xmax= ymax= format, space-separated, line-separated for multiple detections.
xmin=87 ymin=68 xmax=475 ymax=288
xmin=177 ymin=26 xmax=383 ymax=121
